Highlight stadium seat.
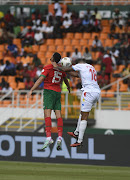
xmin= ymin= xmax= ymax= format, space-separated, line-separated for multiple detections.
xmin=46 ymin=39 xmax=55 ymax=46
xmin=0 ymin=52 xmax=3 ymax=59
xmin=91 ymin=33 xmax=100 ymax=39
xmin=120 ymin=84 xmax=128 ymax=92
xmin=106 ymin=90 xmax=115 ymax=98
xmin=100 ymin=33 xmax=108 ymax=40
xmin=71 ymin=39 xmax=80 ymax=46
xmin=55 ymin=39 xmax=63 ymax=46
xmin=102 ymin=27 xmax=110 ymax=33
xmin=48 ymin=45 xmax=56 ymax=52
xmin=63 ymin=39 xmax=71 ymax=46
xmin=64 ymin=46 xmax=73 ymax=52
xmin=32 ymin=45 xmax=39 ymax=54
xmin=46 ymin=52 xmax=53 ymax=59
xmin=101 ymin=20 xmax=109 ymax=26
xmin=8 ymin=76 xmax=15 ymax=83
xmin=83 ymin=33 xmax=91 ymax=39
xmin=0 ymin=45 xmax=5 ymax=52
xmin=2 ymin=100 xmax=12 ymax=107
xmin=101 ymin=90 xmax=106 ymax=97
xmin=80 ymin=39 xmax=88 ymax=47
xmin=88 ymin=39 xmax=93 ymax=48
xmin=56 ymin=45 xmax=64 ymax=53
xmin=40 ymin=45 xmax=47 ymax=52
xmin=17 ymin=82 xmax=25 ymax=90
xmin=74 ymin=33 xmax=83 ymax=40
xmin=66 ymin=33 xmax=74 ymax=39
xmin=37 ymin=52 xmax=45 ymax=59
xmin=104 ymin=39 xmax=113 ymax=47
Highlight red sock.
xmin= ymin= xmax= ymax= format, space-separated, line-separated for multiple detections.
xmin=57 ymin=118 xmax=63 ymax=137
xmin=45 ymin=117 xmax=51 ymax=137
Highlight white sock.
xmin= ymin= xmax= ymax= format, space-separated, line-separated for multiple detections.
xmin=74 ymin=114 xmax=81 ymax=135
xmin=78 ymin=120 xmax=87 ymax=143
xmin=47 ymin=137 xmax=51 ymax=141
xmin=58 ymin=136 xmax=62 ymax=141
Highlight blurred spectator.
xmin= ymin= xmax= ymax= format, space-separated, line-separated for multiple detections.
xmin=53 ymin=23 xmax=63 ymax=38
xmin=63 ymin=7 xmax=72 ymax=20
xmin=32 ymin=54 xmax=41 ymax=67
xmin=36 ymin=65 xmax=43 ymax=78
xmin=43 ymin=9 xmax=52 ymax=22
xmin=18 ymin=24 xmax=28 ymax=38
xmin=34 ymin=29 xmax=44 ymax=45
xmin=27 ymin=64 xmax=37 ymax=82
xmin=17 ymin=8 xmax=27 ymax=26
xmin=15 ymin=62 xmax=24 ymax=83
xmin=110 ymin=47 xmax=119 ymax=66
xmin=71 ymin=13 xmax=82 ymax=32
xmin=0 ymin=11 xmax=4 ymax=19
xmin=2 ymin=60 xmax=16 ymax=76
xmin=62 ymin=16 xmax=72 ymax=32
xmin=26 ymin=28 xmax=34 ymax=39
xmin=85 ymin=8 xmax=91 ymax=20
xmin=82 ymin=47 xmax=92 ymax=62
xmin=25 ymin=77 xmax=34 ymax=90
xmin=92 ymin=36 xmax=102 ymax=51
xmin=92 ymin=8 xmax=102 ymax=21
xmin=0 ymin=77 xmax=8 ymax=89
xmin=102 ymin=51 xmax=113 ymax=78
xmin=2 ymin=82 xmax=13 ymax=94
xmin=82 ymin=15 xmax=90 ymax=32
xmin=111 ymin=8 xmax=124 ymax=32
xmin=71 ymin=48 xmax=82 ymax=64
xmin=0 ymin=59 xmax=6 ymax=75
xmin=97 ymin=71 xmax=109 ymax=88
xmin=54 ymin=0 xmax=62 ymax=18
xmin=89 ymin=15 xmax=101 ymax=32
xmin=4 ymin=10 xmax=15 ymax=33
xmin=7 ymin=40 xmax=18 ymax=57
xmin=45 ymin=22 xmax=54 ymax=38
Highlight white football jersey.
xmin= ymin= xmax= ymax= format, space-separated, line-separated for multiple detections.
xmin=72 ymin=63 xmax=101 ymax=93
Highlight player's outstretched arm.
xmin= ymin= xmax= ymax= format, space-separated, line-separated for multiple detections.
xmin=52 ymin=61 xmax=74 ymax=72
xmin=68 ymin=71 xmax=79 ymax=77
xmin=63 ymin=76 xmax=71 ymax=93
xmin=28 ymin=76 xmax=44 ymax=97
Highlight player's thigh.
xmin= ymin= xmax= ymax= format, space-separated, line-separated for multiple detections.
xmin=43 ymin=89 xmax=54 ymax=110
xmin=54 ymin=92 xmax=61 ymax=111
xmin=81 ymin=92 xmax=100 ymax=113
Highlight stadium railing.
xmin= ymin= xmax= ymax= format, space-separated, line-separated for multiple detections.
xmin=0 ymin=0 xmax=129 ymax=5
xmin=0 ymin=74 xmax=129 ymax=131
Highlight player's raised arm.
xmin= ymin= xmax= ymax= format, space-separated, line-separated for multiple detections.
xmin=28 ymin=76 xmax=45 ymax=97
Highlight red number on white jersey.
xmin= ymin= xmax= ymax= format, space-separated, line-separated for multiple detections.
xmin=89 ymin=68 xmax=97 ymax=81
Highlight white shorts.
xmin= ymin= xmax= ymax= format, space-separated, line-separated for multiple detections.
xmin=81 ymin=91 xmax=100 ymax=112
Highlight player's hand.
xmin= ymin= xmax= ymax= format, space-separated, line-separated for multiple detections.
xmin=28 ymin=90 xmax=33 ymax=98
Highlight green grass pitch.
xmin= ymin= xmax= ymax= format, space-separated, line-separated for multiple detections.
xmin=0 ymin=161 xmax=130 ymax=180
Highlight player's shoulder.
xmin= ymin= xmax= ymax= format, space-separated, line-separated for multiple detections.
xmin=43 ymin=64 xmax=53 ymax=70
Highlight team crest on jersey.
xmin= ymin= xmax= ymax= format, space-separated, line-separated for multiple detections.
xmin=83 ymin=98 xmax=85 ymax=102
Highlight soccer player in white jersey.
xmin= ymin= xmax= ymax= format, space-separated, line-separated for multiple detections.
xmin=52 ymin=59 xmax=101 ymax=147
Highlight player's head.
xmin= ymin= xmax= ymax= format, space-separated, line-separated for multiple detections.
xmin=51 ymin=52 xmax=61 ymax=64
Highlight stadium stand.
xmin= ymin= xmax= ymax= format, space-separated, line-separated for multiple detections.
xmin=0 ymin=2 xmax=130 ymax=116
